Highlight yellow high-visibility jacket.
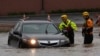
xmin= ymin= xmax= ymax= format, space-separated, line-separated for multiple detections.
xmin=59 ymin=19 xmax=77 ymax=31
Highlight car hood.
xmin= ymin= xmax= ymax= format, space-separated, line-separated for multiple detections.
xmin=22 ymin=33 xmax=68 ymax=40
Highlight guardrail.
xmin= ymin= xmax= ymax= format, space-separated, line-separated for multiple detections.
xmin=0 ymin=23 xmax=14 ymax=32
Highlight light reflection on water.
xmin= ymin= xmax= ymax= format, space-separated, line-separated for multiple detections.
xmin=30 ymin=49 xmax=36 ymax=56
xmin=31 ymin=49 xmax=36 ymax=53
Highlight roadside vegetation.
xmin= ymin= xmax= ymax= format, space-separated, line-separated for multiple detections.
xmin=7 ymin=8 xmax=100 ymax=16
xmin=8 ymin=12 xmax=36 ymax=16
xmin=49 ymin=8 xmax=100 ymax=14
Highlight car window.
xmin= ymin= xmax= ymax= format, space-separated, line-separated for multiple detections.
xmin=47 ymin=24 xmax=59 ymax=34
xmin=22 ymin=23 xmax=59 ymax=34
xmin=13 ymin=22 xmax=21 ymax=31
xmin=22 ymin=23 xmax=46 ymax=34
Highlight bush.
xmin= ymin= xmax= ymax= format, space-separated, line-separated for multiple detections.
xmin=8 ymin=12 xmax=36 ymax=16
xmin=50 ymin=8 xmax=100 ymax=13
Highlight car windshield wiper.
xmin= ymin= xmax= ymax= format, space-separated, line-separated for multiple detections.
xmin=45 ymin=24 xmax=48 ymax=34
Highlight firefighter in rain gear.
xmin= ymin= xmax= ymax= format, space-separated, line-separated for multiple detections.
xmin=59 ymin=14 xmax=77 ymax=46
xmin=82 ymin=11 xmax=94 ymax=45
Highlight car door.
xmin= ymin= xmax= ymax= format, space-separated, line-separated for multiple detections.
xmin=9 ymin=22 xmax=22 ymax=46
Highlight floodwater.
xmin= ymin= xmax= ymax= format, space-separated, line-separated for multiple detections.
xmin=0 ymin=27 xmax=100 ymax=56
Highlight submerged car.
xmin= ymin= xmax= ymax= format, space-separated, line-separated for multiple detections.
xmin=7 ymin=20 xmax=69 ymax=48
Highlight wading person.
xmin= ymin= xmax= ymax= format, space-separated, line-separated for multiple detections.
xmin=95 ymin=14 xmax=100 ymax=36
xmin=82 ymin=11 xmax=94 ymax=47
xmin=59 ymin=14 xmax=77 ymax=47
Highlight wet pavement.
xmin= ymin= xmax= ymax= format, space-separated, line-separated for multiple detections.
xmin=0 ymin=27 xmax=100 ymax=56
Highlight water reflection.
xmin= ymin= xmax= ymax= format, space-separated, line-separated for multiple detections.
xmin=30 ymin=49 xmax=36 ymax=56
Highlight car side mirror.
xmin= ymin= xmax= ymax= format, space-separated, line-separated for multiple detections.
xmin=13 ymin=31 xmax=22 ymax=36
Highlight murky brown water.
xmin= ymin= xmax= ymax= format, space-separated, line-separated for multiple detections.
xmin=0 ymin=27 xmax=100 ymax=56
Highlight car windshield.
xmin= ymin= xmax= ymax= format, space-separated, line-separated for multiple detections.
xmin=22 ymin=23 xmax=60 ymax=34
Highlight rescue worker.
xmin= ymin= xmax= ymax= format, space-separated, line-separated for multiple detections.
xmin=82 ymin=11 xmax=94 ymax=47
xmin=95 ymin=14 xmax=100 ymax=36
xmin=59 ymin=14 xmax=77 ymax=46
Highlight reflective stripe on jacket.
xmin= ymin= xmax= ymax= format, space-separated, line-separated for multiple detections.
xmin=59 ymin=19 xmax=77 ymax=31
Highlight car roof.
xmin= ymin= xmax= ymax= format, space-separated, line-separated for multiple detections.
xmin=20 ymin=20 xmax=52 ymax=23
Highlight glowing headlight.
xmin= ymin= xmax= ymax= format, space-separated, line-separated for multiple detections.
xmin=29 ymin=39 xmax=37 ymax=45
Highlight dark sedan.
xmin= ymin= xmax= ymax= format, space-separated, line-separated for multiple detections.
xmin=7 ymin=20 xmax=70 ymax=48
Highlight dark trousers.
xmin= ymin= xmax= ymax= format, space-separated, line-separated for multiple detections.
xmin=84 ymin=34 xmax=93 ymax=44
xmin=64 ymin=31 xmax=74 ymax=44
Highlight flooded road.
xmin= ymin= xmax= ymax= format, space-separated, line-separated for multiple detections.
xmin=0 ymin=27 xmax=100 ymax=56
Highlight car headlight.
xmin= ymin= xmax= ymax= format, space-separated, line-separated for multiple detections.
xmin=23 ymin=38 xmax=37 ymax=45
xmin=29 ymin=39 xmax=37 ymax=45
